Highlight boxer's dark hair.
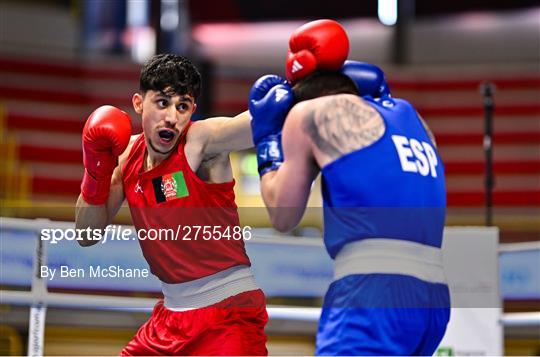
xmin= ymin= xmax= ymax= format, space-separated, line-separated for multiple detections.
xmin=292 ymin=70 xmax=358 ymax=103
xmin=140 ymin=54 xmax=201 ymax=99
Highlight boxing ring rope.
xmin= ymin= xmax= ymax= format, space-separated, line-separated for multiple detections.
xmin=2 ymin=290 xmax=539 ymax=325
xmin=1 ymin=217 xmax=539 ymax=355
xmin=0 ymin=290 xmax=323 ymax=322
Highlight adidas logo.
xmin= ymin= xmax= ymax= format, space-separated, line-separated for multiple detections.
xmin=275 ymin=88 xmax=289 ymax=102
xmin=291 ymin=60 xmax=303 ymax=73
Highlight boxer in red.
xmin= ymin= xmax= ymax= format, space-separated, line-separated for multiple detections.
xmin=75 ymin=54 xmax=267 ymax=356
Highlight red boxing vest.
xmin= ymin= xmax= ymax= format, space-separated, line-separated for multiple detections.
xmin=122 ymin=124 xmax=251 ymax=283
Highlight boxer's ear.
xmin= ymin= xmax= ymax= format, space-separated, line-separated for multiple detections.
xmin=132 ymin=93 xmax=143 ymax=114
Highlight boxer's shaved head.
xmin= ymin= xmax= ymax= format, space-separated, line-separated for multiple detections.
xmin=292 ymin=70 xmax=358 ymax=103
xmin=140 ymin=54 xmax=201 ymax=99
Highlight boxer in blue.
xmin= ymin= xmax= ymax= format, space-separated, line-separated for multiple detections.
xmin=250 ymin=20 xmax=450 ymax=356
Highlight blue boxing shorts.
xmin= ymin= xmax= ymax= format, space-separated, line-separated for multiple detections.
xmin=315 ymin=273 xmax=450 ymax=356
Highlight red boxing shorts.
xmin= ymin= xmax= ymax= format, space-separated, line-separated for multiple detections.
xmin=121 ymin=289 xmax=268 ymax=356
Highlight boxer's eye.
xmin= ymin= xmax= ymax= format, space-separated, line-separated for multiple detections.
xmin=177 ymin=103 xmax=189 ymax=111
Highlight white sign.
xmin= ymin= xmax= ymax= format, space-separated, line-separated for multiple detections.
xmin=437 ymin=227 xmax=502 ymax=356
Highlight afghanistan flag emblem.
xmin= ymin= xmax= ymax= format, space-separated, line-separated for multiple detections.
xmin=152 ymin=171 xmax=189 ymax=203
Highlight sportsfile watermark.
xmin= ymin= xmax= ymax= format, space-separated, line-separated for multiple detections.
xmin=40 ymin=225 xmax=253 ymax=244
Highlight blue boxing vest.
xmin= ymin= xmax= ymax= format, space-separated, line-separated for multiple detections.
xmin=321 ymin=97 xmax=446 ymax=259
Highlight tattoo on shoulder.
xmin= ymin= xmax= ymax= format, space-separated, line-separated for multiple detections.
xmin=302 ymin=97 xmax=385 ymax=158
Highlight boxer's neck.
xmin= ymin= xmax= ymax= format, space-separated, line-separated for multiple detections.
xmin=144 ymin=141 xmax=178 ymax=171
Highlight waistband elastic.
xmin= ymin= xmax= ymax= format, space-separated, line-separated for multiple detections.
xmin=162 ymin=265 xmax=259 ymax=310
xmin=334 ymin=239 xmax=446 ymax=284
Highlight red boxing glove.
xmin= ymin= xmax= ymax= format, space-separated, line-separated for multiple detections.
xmin=81 ymin=105 xmax=132 ymax=205
xmin=286 ymin=19 xmax=349 ymax=84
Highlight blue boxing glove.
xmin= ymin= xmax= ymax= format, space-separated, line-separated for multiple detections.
xmin=249 ymin=75 xmax=294 ymax=176
xmin=341 ymin=60 xmax=391 ymax=98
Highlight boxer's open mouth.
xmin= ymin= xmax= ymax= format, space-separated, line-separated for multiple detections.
xmin=158 ymin=129 xmax=176 ymax=143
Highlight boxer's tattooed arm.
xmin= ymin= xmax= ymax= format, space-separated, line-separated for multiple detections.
xmin=302 ymin=97 xmax=385 ymax=158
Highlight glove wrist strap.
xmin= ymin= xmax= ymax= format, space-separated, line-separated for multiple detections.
xmin=256 ymin=135 xmax=284 ymax=177
xmin=81 ymin=169 xmax=111 ymax=205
